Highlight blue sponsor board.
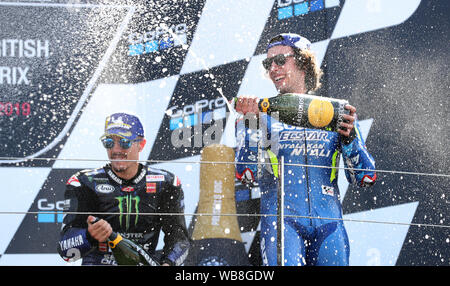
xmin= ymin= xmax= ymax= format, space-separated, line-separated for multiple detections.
xmin=277 ymin=0 xmax=332 ymax=20
xmin=128 ymin=37 xmax=176 ymax=56
xmin=169 ymin=107 xmax=226 ymax=130
xmin=37 ymin=212 xmax=64 ymax=223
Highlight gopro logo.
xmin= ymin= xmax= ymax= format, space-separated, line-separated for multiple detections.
xmin=128 ymin=23 xmax=187 ymax=56
xmin=37 ymin=198 xmax=67 ymax=223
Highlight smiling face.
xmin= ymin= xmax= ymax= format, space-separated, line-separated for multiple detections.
xmin=267 ymin=45 xmax=307 ymax=94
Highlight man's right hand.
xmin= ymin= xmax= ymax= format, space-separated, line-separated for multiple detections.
xmin=235 ymin=95 xmax=260 ymax=116
xmin=87 ymin=215 xmax=112 ymax=242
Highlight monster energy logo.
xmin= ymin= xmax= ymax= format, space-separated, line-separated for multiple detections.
xmin=116 ymin=194 xmax=140 ymax=230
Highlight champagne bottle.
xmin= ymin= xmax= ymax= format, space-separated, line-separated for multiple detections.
xmin=107 ymin=231 xmax=160 ymax=266
xmin=186 ymin=144 xmax=250 ymax=266
xmin=92 ymin=217 xmax=160 ymax=266
xmin=235 ymin=93 xmax=349 ymax=132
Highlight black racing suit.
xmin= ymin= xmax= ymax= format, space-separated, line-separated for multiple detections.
xmin=57 ymin=163 xmax=190 ymax=265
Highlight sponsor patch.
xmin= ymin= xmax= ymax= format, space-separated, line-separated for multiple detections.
xmin=98 ymin=242 xmax=108 ymax=252
xmin=146 ymin=175 xmax=165 ymax=182
xmin=66 ymin=175 xmax=80 ymax=187
xmin=321 ymin=185 xmax=334 ymax=196
xmin=146 ymin=182 xmax=156 ymax=193
xmin=96 ymin=184 xmax=115 ymax=194
xmin=121 ymin=186 xmax=135 ymax=193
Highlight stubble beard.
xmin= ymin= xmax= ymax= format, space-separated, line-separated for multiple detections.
xmin=110 ymin=152 xmax=129 ymax=174
xmin=111 ymin=163 xmax=128 ymax=174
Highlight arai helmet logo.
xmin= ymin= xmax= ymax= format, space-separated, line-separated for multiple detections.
xmin=95 ymin=184 xmax=115 ymax=194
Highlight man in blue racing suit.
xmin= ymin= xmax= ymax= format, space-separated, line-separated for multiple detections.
xmin=234 ymin=33 xmax=377 ymax=266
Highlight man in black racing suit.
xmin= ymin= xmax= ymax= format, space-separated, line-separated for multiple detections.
xmin=57 ymin=112 xmax=190 ymax=265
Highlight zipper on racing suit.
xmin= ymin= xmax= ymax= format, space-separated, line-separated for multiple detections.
xmin=302 ymin=128 xmax=313 ymax=227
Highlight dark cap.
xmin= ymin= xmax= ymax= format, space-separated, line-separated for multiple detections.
xmin=101 ymin=112 xmax=144 ymax=141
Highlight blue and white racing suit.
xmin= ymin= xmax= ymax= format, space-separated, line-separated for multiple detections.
xmin=235 ymin=112 xmax=376 ymax=266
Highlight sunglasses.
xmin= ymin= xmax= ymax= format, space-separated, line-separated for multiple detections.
xmin=262 ymin=53 xmax=294 ymax=70
xmin=101 ymin=137 xmax=142 ymax=149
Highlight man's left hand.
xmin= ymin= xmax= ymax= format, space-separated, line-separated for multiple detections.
xmin=338 ymin=104 xmax=356 ymax=138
